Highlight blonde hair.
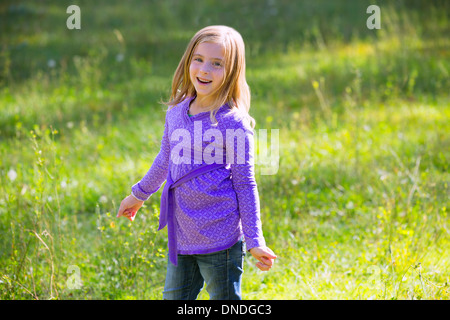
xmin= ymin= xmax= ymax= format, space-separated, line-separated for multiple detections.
xmin=164 ymin=25 xmax=255 ymax=129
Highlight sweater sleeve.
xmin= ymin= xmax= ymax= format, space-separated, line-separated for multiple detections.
xmin=131 ymin=111 xmax=170 ymax=201
xmin=228 ymin=118 xmax=266 ymax=251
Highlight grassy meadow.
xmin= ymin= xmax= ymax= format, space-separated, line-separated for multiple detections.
xmin=0 ymin=0 xmax=449 ymax=300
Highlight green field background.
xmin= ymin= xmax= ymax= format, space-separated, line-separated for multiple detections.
xmin=0 ymin=0 xmax=449 ymax=300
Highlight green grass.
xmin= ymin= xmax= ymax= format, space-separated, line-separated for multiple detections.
xmin=0 ymin=0 xmax=449 ymax=300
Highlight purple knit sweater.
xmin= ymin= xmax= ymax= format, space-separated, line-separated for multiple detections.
xmin=131 ymin=96 xmax=266 ymax=254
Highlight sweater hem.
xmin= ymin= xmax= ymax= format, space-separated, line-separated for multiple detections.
xmin=177 ymin=234 xmax=242 ymax=256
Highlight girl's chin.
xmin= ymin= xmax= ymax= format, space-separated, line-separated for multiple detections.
xmin=194 ymin=87 xmax=214 ymax=96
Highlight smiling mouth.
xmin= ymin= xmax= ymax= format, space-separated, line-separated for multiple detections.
xmin=197 ymin=77 xmax=212 ymax=84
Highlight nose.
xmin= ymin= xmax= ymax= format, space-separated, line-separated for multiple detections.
xmin=199 ymin=63 xmax=211 ymax=74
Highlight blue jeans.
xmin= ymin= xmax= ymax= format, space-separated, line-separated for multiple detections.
xmin=162 ymin=239 xmax=245 ymax=300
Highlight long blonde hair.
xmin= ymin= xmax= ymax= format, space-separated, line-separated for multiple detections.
xmin=164 ymin=25 xmax=255 ymax=129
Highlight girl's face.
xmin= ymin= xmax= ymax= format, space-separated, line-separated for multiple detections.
xmin=189 ymin=42 xmax=226 ymax=105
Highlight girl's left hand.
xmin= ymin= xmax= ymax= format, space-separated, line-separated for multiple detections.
xmin=249 ymin=246 xmax=277 ymax=271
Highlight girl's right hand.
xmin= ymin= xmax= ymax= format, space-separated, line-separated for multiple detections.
xmin=116 ymin=194 xmax=144 ymax=222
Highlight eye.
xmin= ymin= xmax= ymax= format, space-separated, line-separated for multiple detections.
xmin=193 ymin=57 xmax=203 ymax=63
xmin=213 ymin=61 xmax=223 ymax=67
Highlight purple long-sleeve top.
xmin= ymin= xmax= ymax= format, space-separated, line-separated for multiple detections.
xmin=131 ymin=96 xmax=266 ymax=255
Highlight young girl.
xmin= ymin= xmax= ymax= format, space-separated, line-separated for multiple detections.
xmin=117 ymin=25 xmax=276 ymax=300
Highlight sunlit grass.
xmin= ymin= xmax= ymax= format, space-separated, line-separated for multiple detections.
xmin=1 ymin=0 xmax=449 ymax=300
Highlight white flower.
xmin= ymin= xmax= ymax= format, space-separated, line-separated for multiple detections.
xmin=116 ymin=53 xmax=124 ymax=62
xmin=7 ymin=169 xmax=17 ymax=182
xmin=70 ymin=180 xmax=79 ymax=187
xmin=61 ymin=180 xmax=67 ymax=188
xmin=99 ymin=195 xmax=108 ymax=203
xmin=47 ymin=59 xmax=56 ymax=68
xmin=67 ymin=121 xmax=74 ymax=129
xmin=346 ymin=201 xmax=354 ymax=209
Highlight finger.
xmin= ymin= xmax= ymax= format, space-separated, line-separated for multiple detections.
xmin=119 ymin=209 xmax=131 ymax=219
xmin=125 ymin=209 xmax=137 ymax=221
xmin=117 ymin=203 xmax=126 ymax=218
xmin=264 ymin=248 xmax=277 ymax=259
xmin=260 ymin=256 xmax=274 ymax=267
xmin=256 ymin=262 xmax=271 ymax=271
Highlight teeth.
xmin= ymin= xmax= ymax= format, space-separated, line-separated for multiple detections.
xmin=198 ymin=78 xmax=211 ymax=83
